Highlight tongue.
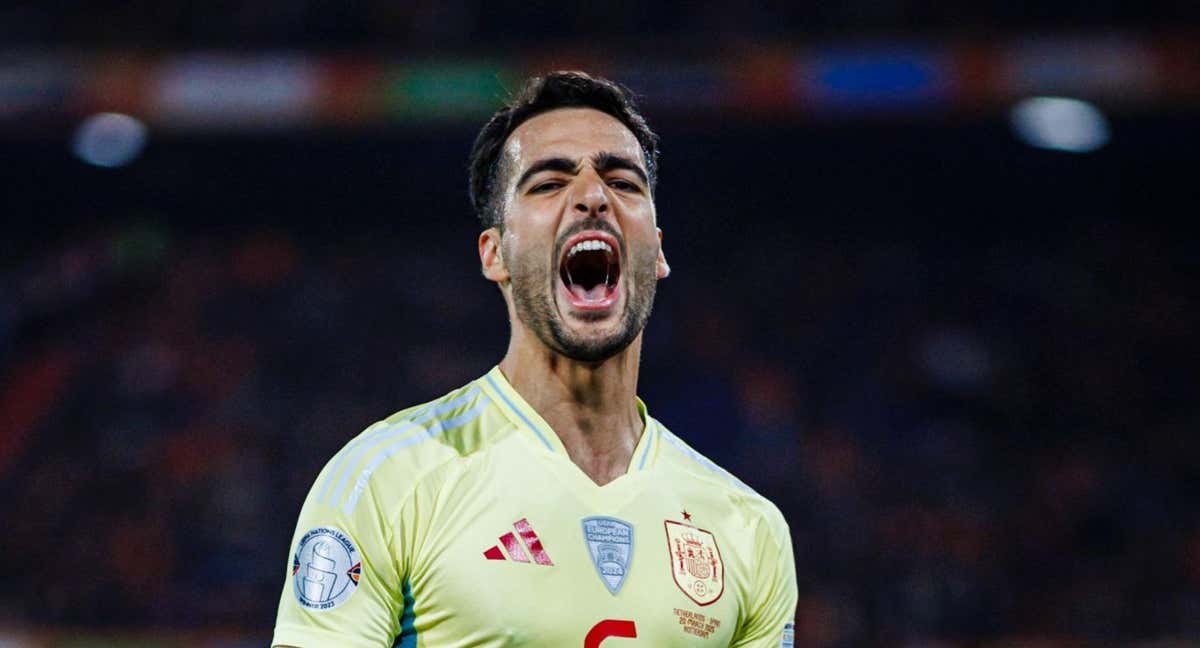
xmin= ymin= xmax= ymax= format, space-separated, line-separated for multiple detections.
xmin=569 ymin=283 xmax=608 ymax=302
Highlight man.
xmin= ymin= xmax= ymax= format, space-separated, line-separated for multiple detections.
xmin=273 ymin=71 xmax=797 ymax=647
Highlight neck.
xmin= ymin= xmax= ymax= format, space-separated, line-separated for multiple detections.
xmin=498 ymin=325 xmax=643 ymax=486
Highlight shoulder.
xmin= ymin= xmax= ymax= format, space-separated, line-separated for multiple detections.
xmin=311 ymin=379 xmax=505 ymax=517
xmin=653 ymin=418 xmax=791 ymax=547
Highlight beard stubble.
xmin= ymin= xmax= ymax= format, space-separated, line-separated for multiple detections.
xmin=506 ymin=228 xmax=658 ymax=364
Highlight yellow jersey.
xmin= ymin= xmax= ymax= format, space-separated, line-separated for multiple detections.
xmin=273 ymin=367 xmax=796 ymax=647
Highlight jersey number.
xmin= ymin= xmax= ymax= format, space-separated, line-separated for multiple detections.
xmin=584 ymin=619 xmax=637 ymax=647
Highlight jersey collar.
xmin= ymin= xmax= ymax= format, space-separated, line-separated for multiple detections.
xmin=479 ymin=366 xmax=660 ymax=472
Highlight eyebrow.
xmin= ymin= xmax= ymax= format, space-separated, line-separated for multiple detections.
xmin=591 ymin=152 xmax=649 ymax=186
xmin=515 ymin=157 xmax=578 ymax=190
xmin=515 ymin=151 xmax=649 ymax=190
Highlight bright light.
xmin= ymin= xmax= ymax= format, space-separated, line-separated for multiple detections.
xmin=1010 ymin=96 xmax=1110 ymax=153
xmin=71 ymin=112 xmax=149 ymax=168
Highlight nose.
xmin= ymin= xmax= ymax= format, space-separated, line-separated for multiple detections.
xmin=571 ymin=172 xmax=609 ymax=217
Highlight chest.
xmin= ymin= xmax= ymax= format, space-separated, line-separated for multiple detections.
xmin=405 ymin=454 xmax=749 ymax=646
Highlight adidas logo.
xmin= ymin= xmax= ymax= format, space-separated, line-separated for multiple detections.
xmin=483 ymin=518 xmax=554 ymax=566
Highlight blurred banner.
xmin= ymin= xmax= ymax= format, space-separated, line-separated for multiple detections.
xmin=2 ymin=31 xmax=1198 ymax=131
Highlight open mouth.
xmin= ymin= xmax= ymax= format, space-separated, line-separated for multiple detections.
xmin=558 ymin=234 xmax=621 ymax=311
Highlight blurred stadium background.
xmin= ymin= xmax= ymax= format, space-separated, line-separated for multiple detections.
xmin=2 ymin=2 xmax=1199 ymax=647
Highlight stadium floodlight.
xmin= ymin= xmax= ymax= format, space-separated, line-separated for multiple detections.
xmin=71 ymin=112 xmax=149 ymax=168
xmin=1009 ymin=96 xmax=1110 ymax=153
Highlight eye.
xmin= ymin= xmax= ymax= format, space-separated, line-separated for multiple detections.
xmin=530 ymin=180 xmax=565 ymax=193
xmin=607 ymin=178 xmax=641 ymax=193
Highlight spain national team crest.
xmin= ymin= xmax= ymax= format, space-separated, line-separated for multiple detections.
xmin=581 ymin=516 xmax=634 ymax=595
xmin=665 ymin=519 xmax=725 ymax=606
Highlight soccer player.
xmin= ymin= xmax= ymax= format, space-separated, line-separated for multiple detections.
xmin=273 ymin=71 xmax=797 ymax=647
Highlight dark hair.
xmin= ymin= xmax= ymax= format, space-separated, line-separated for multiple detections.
xmin=468 ymin=71 xmax=659 ymax=229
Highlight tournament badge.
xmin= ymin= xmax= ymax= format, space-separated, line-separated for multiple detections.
xmin=581 ymin=516 xmax=634 ymax=595
xmin=780 ymin=622 xmax=795 ymax=648
xmin=292 ymin=526 xmax=362 ymax=611
xmin=664 ymin=519 xmax=725 ymax=605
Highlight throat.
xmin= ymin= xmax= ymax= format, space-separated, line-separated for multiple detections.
xmin=496 ymin=355 xmax=645 ymax=486
xmin=546 ymin=410 xmax=644 ymax=487
xmin=564 ymin=443 xmax=636 ymax=487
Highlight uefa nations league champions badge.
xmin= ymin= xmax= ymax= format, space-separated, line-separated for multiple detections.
xmin=292 ymin=526 xmax=362 ymax=611
xmin=581 ymin=516 xmax=634 ymax=595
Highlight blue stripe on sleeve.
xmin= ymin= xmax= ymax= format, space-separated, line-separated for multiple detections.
xmin=393 ymin=579 xmax=417 ymax=648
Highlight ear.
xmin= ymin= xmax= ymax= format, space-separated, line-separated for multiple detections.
xmin=655 ymin=227 xmax=670 ymax=279
xmin=479 ymin=227 xmax=510 ymax=284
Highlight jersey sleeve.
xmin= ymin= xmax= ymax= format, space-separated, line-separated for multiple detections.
xmin=731 ymin=506 xmax=798 ymax=648
xmin=272 ymin=452 xmax=413 ymax=648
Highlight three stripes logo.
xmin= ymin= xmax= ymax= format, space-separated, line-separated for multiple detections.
xmin=483 ymin=518 xmax=554 ymax=566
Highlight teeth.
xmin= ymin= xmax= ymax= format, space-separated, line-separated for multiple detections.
xmin=567 ymin=239 xmax=613 ymax=257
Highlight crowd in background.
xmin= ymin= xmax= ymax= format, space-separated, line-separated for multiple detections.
xmin=0 ymin=197 xmax=1194 ymax=645
xmin=4 ymin=0 xmax=1196 ymax=50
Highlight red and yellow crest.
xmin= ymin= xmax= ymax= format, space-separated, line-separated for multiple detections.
xmin=664 ymin=520 xmax=725 ymax=605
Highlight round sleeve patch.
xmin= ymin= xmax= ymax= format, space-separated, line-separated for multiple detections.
xmin=780 ymin=622 xmax=795 ymax=647
xmin=291 ymin=526 xmax=363 ymax=611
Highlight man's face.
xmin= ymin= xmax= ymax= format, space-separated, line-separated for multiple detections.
xmin=486 ymin=107 xmax=668 ymax=363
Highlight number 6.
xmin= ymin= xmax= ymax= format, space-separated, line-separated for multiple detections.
xmin=584 ymin=619 xmax=637 ymax=647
